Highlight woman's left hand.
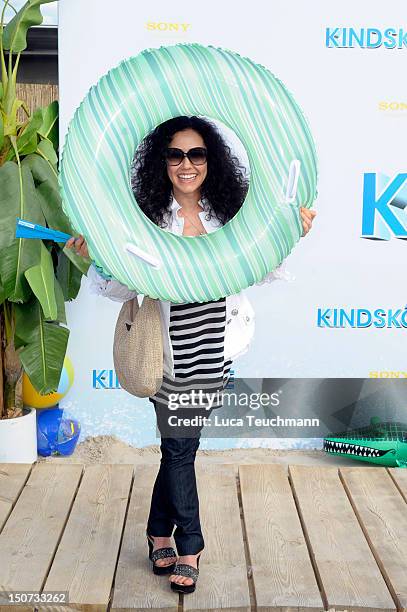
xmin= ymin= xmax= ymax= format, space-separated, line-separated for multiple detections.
xmin=300 ymin=207 xmax=317 ymax=236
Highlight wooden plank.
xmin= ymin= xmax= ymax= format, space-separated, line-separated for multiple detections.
xmin=40 ymin=464 xmax=133 ymax=612
xmin=340 ymin=467 xmax=407 ymax=610
xmin=388 ymin=468 xmax=407 ymax=502
xmin=0 ymin=463 xmax=83 ymax=609
xmin=111 ymin=465 xmax=178 ymax=612
xmin=184 ymin=464 xmax=250 ymax=612
xmin=239 ymin=464 xmax=323 ymax=611
xmin=289 ymin=465 xmax=395 ymax=611
xmin=0 ymin=463 xmax=32 ymax=531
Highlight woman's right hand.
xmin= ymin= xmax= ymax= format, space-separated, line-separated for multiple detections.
xmin=65 ymin=234 xmax=89 ymax=258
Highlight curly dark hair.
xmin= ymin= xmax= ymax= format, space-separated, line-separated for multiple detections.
xmin=131 ymin=116 xmax=249 ymax=228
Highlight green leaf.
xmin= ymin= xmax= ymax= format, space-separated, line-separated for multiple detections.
xmin=14 ymin=295 xmax=69 ymax=395
xmin=56 ymin=249 xmax=83 ymax=301
xmin=2 ymin=98 xmax=24 ymax=138
xmin=22 ymin=154 xmax=73 ymax=232
xmin=54 ymin=278 xmax=67 ymax=324
xmin=18 ymin=132 xmax=37 ymax=155
xmin=17 ymin=107 xmax=42 ymax=154
xmin=37 ymin=137 xmax=57 ymax=167
xmin=0 ymin=239 xmax=39 ymax=302
xmin=0 ymin=160 xmax=45 ymax=250
xmin=0 ymin=162 xmax=22 ymax=250
xmin=3 ymin=0 xmax=56 ymax=54
xmin=14 ymin=326 xmax=25 ymax=350
xmin=37 ymin=100 xmax=58 ymax=149
xmin=62 ymin=245 xmax=91 ymax=276
xmin=20 ymin=154 xmax=89 ymax=277
xmin=24 ymin=241 xmax=57 ymax=320
xmin=23 ymin=155 xmax=89 ymax=275
xmin=0 ymin=276 xmax=6 ymax=306
xmin=0 ymin=158 xmax=49 ymax=301
xmin=0 ymin=111 xmax=4 ymax=150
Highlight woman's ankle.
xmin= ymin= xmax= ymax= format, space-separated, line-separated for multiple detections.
xmin=148 ymin=534 xmax=173 ymax=544
xmin=177 ymin=548 xmax=204 ymax=561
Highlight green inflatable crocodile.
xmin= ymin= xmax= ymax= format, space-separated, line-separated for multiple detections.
xmin=324 ymin=417 xmax=407 ymax=467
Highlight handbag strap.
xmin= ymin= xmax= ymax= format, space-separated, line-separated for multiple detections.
xmin=124 ymin=296 xmax=138 ymax=330
xmin=127 ymin=295 xmax=158 ymax=325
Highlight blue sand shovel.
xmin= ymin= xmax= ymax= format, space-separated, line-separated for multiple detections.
xmin=15 ymin=218 xmax=161 ymax=268
xmin=16 ymin=218 xmax=72 ymax=243
xmin=15 ymin=217 xmax=97 ymax=277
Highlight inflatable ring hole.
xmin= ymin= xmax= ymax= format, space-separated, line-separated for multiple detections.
xmin=129 ymin=115 xmax=251 ymax=237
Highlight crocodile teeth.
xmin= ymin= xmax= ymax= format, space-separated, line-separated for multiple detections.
xmin=324 ymin=440 xmax=385 ymax=458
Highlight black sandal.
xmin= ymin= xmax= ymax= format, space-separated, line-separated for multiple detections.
xmin=170 ymin=552 xmax=202 ymax=594
xmin=146 ymin=532 xmax=177 ymax=575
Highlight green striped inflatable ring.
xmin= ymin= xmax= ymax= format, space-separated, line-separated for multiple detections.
xmin=60 ymin=43 xmax=318 ymax=303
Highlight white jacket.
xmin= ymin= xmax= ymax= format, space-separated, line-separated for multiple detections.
xmin=87 ymin=195 xmax=286 ymax=376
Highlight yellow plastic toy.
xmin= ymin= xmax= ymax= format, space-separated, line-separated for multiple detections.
xmin=23 ymin=356 xmax=74 ymax=408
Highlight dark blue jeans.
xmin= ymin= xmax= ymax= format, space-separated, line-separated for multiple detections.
xmin=146 ymin=399 xmax=211 ymax=555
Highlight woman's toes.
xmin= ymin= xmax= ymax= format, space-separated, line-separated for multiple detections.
xmin=157 ymin=556 xmax=176 ymax=567
xmin=170 ymin=574 xmax=181 ymax=584
xmin=170 ymin=574 xmax=192 ymax=585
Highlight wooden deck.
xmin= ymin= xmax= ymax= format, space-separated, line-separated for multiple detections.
xmin=0 ymin=462 xmax=406 ymax=612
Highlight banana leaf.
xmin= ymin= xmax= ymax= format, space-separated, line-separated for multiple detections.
xmin=0 ymin=275 xmax=5 ymax=306
xmin=37 ymin=137 xmax=57 ymax=167
xmin=62 ymin=245 xmax=91 ymax=276
xmin=14 ymin=295 xmax=69 ymax=394
xmin=53 ymin=278 xmax=67 ymax=324
xmin=37 ymin=100 xmax=58 ymax=150
xmin=24 ymin=241 xmax=57 ymax=320
xmin=22 ymin=154 xmax=92 ymax=275
xmin=2 ymin=0 xmax=56 ymax=54
xmin=0 ymin=239 xmax=38 ymax=302
xmin=22 ymin=154 xmax=72 ymax=233
xmin=0 ymin=161 xmax=24 ymax=250
xmin=56 ymin=248 xmax=83 ymax=302
xmin=16 ymin=108 xmax=42 ymax=155
xmin=0 ymin=111 xmax=4 ymax=150
xmin=14 ymin=275 xmax=66 ymax=350
xmin=0 ymin=158 xmax=48 ymax=300
xmin=0 ymin=159 xmax=46 ymax=246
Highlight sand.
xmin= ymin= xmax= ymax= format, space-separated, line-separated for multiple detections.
xmin=36 ymin=434 xmax=367 ymax=468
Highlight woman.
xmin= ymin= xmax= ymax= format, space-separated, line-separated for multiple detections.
xmin=67 ymin=116 xmax=316 ymax=594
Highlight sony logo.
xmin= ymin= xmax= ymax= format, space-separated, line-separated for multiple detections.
xmin=145 ymin=22 xmax=191 ymax=32
xmin=369 ymin=371 xmax=407 ymax=378
xmin=379 ymin=101 xmax=407 ymax=111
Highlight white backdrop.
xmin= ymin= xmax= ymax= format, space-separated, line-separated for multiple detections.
xmin=58 ymin=0 xmax=407 ymax=447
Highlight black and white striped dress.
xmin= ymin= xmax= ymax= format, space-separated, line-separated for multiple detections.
xmin=149 ymin=297 xmax=232 ymax=411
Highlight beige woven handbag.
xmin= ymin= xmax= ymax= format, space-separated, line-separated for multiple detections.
xmin=113 ymin=296 xmax=163 ymax=397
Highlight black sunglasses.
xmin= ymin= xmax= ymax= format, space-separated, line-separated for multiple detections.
xmin=165 ymin=147 xmax=208 ymax=166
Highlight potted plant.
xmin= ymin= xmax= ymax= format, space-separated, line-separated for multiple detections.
xmin=0 ymin=0 xmax=89 ymax=462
